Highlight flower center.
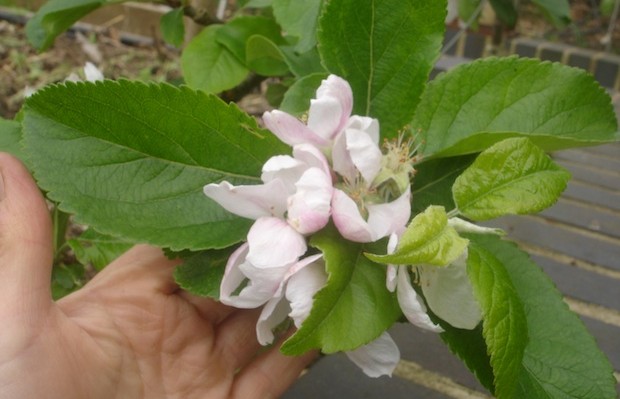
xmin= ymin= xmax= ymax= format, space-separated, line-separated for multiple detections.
xmin=373 ymin=134 xmax=419 ymax=200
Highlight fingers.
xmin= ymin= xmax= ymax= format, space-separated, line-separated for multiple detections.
xmin=85 ymin=244 xmax=181 ymax=294
xmin=0 ymin=153 xmax=53 ymax=314
xmin=231 ymin=332 xmax=319 ymax=399
xmin=215 ymin=308 xmax=263 ymax=369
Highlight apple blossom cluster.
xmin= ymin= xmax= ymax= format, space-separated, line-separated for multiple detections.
xmin=203 ymin=75 xmax=481 ymax=377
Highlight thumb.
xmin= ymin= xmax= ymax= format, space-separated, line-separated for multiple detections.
xmin=0 ymin=153 xmax=53 ymax=313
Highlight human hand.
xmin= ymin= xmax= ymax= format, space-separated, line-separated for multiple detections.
xmin=0 ymin=153 xmax=316 ymax=399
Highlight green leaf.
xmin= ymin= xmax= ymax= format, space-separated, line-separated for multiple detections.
xmin=411 ymin=155 xmax=475 ymax=214
xmin=453 ymin=138 xmax=571 ymax=221
xmin=439 ymin=324 xmax=495 ymax=394
xmin=366 ymin=205 xmax=468 ymax=266
xmin=471 ymin=234 xmax=617 ymax=398
xmin=272 ymin=0 xmax=322 ymax=53
xmin=215 ymin=15 xmax=285 ymax=64
xmin=26 ymin=0 xmax=105 ymax=51
xmin=246 ymin=35 xmax=290 ymax=76
xmin=181 ymin=25 xmax=249 ymax=93
xmin=281 ymin=225 xmax=401 ymax=355
xmin=413 ymin=57 xmax=619 ymax=158
xmin=67 ymin=228 xmax=133 ymax=271
xmin=240 ymin=0 xmax=272 ymax=8
xmin=318 ymin=0 xmax=446 ymax=137
xmin=279 ymin=73 xmax=327 ymax=116
xmin=174 ymin=247 xmax=235 ymax=298
xmin=489 ymin=0 xmax=517 ymax=27
xmin=532 ymin=0 xmax=571 ymax=26
xmin=467 ymin=242 xmax=528 ymax=399
xmin=160 ymin=8 xmax=185 ymax=48
xmin=0 ymin=117 xmax=28 ymax=166
xmin=23 ymin=81 xmax=289 ymax=251
xmin=51 ymin=263 xmax=85 ymax=300
xmin=280 ymin=45 xmax=325 ymax=77
xmin=457 ymin=0 xmax=482 ymax=30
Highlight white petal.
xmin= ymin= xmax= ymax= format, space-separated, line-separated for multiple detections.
xmin=83 ymin=62 xmax=104 ymax=81
xmin=346 ymin=115 xmax=380 ymax=144
xmin=204 ymin=179 xmax=288 ymax=219
xmin=246 ymin=217 xmax=307 ymax=268
xmin=256 ymin=253 xmax=324 ymax=344
xmin=256 ymin=294 xmax=291 ymax=345
xmin=345 ymin=128 xmax=382 ymax=184
xmin=285 ymin=259 xmax=327 ymax=327
xmin=292 ymin=144 xmax=332 ymax=180
xmin=331 ymin=131 xmax=357 ymax=183
xmin=263 ymin=110 xmax=329 ymax=147
xmin=220 ymin=244 xmax=287 ymax=308
xmin=366 ymin=188 xmax=411 ymax=241
xmin=345 ymin=332 xmax=400 ymax=378
xmin=331 ymin=189 xmax=374 ymax=243
xmin=307 ymin=96 xmax=344 ymax=142
xmin=385 ymin=233 xmax=399 ymax=292
xmin=287 ymin=168 xmax=333 ymax=234
xmin=261 ymin=155 xmax=306 ymax=190
xmin=419 ymin=252 xmax=482 ymax=330
xmin=397 ymin=267 xmax=444 ymax=332
xmin=309 ymin=75 xmax=353 ymax=139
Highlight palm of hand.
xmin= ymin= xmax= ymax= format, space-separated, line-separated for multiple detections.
xmin=0 ymin=154 xmax=315 ymax=399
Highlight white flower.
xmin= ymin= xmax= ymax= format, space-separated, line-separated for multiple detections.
xmin=204 ymin=144 xmax=333 ymax=308
xmin=330 ymin=125 xmax=412 ymax=243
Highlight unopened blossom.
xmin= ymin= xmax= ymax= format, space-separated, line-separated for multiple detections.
xmin=203 ymin=144 xmax=333 ymax=308
xmin=262 ymin=75 xmax=353 ymax=149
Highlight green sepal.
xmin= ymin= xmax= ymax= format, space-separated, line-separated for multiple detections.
xmin=366 ymin=205 xmax=468 ymax=266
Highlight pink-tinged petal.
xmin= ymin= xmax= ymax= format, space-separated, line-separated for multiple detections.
xmin=307 ymin=96 xmax=343 ymax=142
xmin=220 ymin=243 xmax=286 ymax=308
xmin=204 ymin=179 xmax=288 ymax=220
xmin=397 ymin=267 xmax=444 ymax=332
xmin=419 ymin=252 xmax=482 ymax=330
xmin=287 ymin=168 xmax=333 ymax=234
xmin=331 ymin=189 xmax=374 ymax=243
xmin=345 ymin=128 xmax=383 ymax=185
xmin=310 ymin=75 xmax=353 ymax=138
xmin=366 ymin=188 xmax=412 ymax=241
xmin=331 ymin=131 xmax=357 ymax=182
xmin=345 ymin=332 xmax=400 ymax=378
xmin=261 ymin=155 xmax=306 ymax=191
xmin=246 ymin=217 xmax=307 ymax=268
xmin=346 ymin=115 xmax=380 ymax=144
xmin=263 ymin=110 xmax=329 ymax=147
xmin=292 ymin=144 xmax=332 ymax=181
xmin=256 ymin=254 xmax=323 ymax=344
xmin=219 ymin=243 xmax=251 ymax=306
xmin=256 ymin=294 xmax=290 ymax=345
xmin=285 ymin=258 xmax=327 ymax=327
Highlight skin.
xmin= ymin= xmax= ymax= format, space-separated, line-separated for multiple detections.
xmin=0 ymin=153 xmax=316 ymax=399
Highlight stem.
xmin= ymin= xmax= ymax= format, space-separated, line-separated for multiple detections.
xmin=52 ymin=206 xmax=71 ymax=262
xmin=162 ymin=0 xmax=222 ymax=26
xmin=446 ymin=208 xmax=460 ymax=219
